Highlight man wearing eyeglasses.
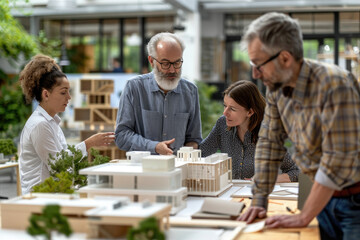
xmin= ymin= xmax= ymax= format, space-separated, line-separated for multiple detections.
xmin=115 ymin=32 xmax=202 ymax=155
xmin=238 ymin=12 xmax=360 ymax=240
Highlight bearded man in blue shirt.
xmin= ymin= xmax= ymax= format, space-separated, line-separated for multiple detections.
xmin=115 ymin=32 xmax=202 ymax=155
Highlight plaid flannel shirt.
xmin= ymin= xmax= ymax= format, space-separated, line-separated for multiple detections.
xmin=252 ymin=59 xmax=360 ymax=209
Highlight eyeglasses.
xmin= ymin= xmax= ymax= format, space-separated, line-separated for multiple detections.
xmin=249 ymin=51 xmax=282 ymax=73
xmin=152 ymin=57 xmax=183 ymax=70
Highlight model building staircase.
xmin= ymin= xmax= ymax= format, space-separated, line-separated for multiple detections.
xmin=74 ymin=79 xmax=126 ymax=160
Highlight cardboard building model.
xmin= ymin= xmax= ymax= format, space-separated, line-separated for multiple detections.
xmin=176 ymin=147 xmax=233 ymax=196
xmin=74 ymin=79 xmax=126 ymax=160
xmin=0 ymin=194 xmax=171 ymax=239
xmin=78 ymin=155 xmax=187 ymax=215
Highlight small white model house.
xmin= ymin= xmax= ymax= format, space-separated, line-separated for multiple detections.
xmin=126 ymin=151 xmax=151 ymax=163
xmin=177 ymin=146 xmax=201 ymax=162
xmin=78 ymin=161 xmax=187 ymax=215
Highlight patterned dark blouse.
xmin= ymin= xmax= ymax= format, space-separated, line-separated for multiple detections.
xmin=199 ymin=116 xmax=299 ymax=181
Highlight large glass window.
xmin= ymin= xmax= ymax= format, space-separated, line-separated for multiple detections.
xmin=340 ymin=12 xmax=360 ymax=33
xmin=225 ymin=11 xmax=360 ymax=87
xmin=103 ymin=19 xmax=121 ymax=72
xmin=123 ymin=18 xmax=140 ymax=73
xmin=38 ymin=15 xmax=175 ymax=74
xmin=292 ymin=13 xmax=334 ymax=34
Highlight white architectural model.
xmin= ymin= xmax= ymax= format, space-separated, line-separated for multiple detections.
xmin=176 ymin=146 xmax=201 ymax=162
xmin=126 ymin=151 xmax=151 ymax=163
xmin=176 ymin=147 xmax=233 ymax=196
xmin=0 ymin=194 xmax=171 ymax=239
xmin=78 ymin=161 xmax=187 ymax=215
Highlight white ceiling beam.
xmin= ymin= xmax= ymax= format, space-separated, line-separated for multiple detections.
xmin=164 ymin=0 xmax=198 ymax=12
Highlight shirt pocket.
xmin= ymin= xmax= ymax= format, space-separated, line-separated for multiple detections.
xmin=173 ymin=112 xmax=190 ymax=137
xmin=141 ymin=109 xmax=162 ymax=140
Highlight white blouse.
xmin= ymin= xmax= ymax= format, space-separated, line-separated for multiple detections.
xmin=19 ymin=105 xmax=87 ymax=195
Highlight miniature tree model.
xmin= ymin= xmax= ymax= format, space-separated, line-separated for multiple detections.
xmin=27 ymin=204 xmax=72 ymax=240
xmin=32 ymin=172 xmax=74 ymax=194
xmin=32 ymin=145 xmax=110 ymax=193
xmin=127 ymin=217 xmax=165 ymax=240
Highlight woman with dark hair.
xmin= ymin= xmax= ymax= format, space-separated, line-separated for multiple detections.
xmin=199 ymin=80 xmax=298 ymax=182
xmin=18 ymin=54 xmax=115 ymax=194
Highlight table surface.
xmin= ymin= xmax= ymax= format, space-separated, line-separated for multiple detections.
xmin=0 ymin=185 xmax=319 ymax=240
xmin=173 ymin=185 xmax=319 ymax=240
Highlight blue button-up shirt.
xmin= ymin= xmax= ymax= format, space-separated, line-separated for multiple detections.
xmin=115 ymin=72 xmax=202 ymax=154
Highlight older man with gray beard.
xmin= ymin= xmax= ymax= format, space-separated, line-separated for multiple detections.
xmin=115 ymin=32 xmax=202 ymax=155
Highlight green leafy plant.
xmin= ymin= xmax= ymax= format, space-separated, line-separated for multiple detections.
xmin=0 ymin=138 xmax=17 ymax=156
xmin=48 ymin=145 xmax=90 ymax=188
xmin=90 ymin=147 xmax=111 ymax=166
xmin=27 ymin=204 xmax=72 ymax=240
xmin=0 ymin=77 xmax=32 ymax=139
xmin=37 ymin=30 xmax=62 ymax=59
xmin=32 ymin=172 xmax=74 ymax=194
xmin=196 ymin=81 xmax=223 ymax=138
xmin=0 ymin=0 xmax=38 ymax=61
xmin=31 ymin=145 xmax=110 ymax=193
xmin=127 ymin=217 xmax=165 ymax=240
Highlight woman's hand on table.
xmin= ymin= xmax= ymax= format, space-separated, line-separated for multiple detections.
xmin=237 ymin=206 xmax=267 ymax=223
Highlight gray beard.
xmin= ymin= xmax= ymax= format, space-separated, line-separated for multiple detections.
xmin=153 ymin=66 xmax=181 ymax=91
xmin=268 ymin=63 xmax=293 ymax=92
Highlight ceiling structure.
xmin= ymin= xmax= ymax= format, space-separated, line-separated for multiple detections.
xmin=11 ymin=0 xmax=360 ymax=18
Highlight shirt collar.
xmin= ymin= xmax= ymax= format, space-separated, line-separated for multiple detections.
xmin=291 ymin=59 xmax=310 ymax=104
xmin=149 ymin=71 xmax=182 ymax=94
xmin=36 ymin=105 xmax=61 ymax=125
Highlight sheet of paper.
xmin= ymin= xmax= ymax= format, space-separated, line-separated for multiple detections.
xmin=243 ymin=220 xmax=266 ymax=233
xmin=231 ymin=185 xmax=298 ymax=200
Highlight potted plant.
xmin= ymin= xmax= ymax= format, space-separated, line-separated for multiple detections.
xmin=0 ymin=138 xmax=17 ymax=159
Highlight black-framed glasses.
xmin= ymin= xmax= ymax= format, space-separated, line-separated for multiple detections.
xmin=249 ymin=51 xmax=282 ymax=73
xmin=152 ymin=57 xmax=183 ymax=70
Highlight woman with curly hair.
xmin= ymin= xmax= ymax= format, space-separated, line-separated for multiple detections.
xmin=199 ymin=80 xmax=299 ymax=182
xmin=18 ymin=54 xmax=115 ymax=194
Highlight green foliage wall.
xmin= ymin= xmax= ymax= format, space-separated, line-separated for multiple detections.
xmin=0 ymin=1 xmax=38 ymax=60
xmin=196 ymin=81 xmax=223 ymax=138
xmin=0 ymin=0 xmax=38 ymax=139
xmin=0 ymin=76 xmax=32 ymax=139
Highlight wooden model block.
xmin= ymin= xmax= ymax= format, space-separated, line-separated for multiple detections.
xmin=80 ymin=79 xmax=114 ymax=94
xmin=0 ymin=195 xmax=120 ymax=233
xmin=87 ymin=93 xmax=111 ymax=106
xmin=85 ymin=202 xmax=171 ymax=239
xmin=74 ymin=107 xmax=118 ymax=124
xmin=74 ymin=108 xmax=91 ymax=121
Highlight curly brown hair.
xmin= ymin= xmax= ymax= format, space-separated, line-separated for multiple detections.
xmin=19 ymin=54 xmax=66 ymax=103
xmin=223 ymin=80 xmax=266 ymax=144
